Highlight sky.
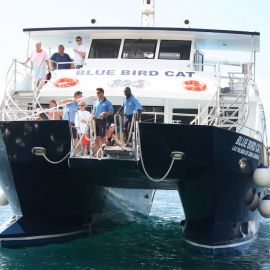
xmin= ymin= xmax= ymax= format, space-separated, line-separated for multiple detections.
xmin=0 ymin=0 xmax=269 ymax=112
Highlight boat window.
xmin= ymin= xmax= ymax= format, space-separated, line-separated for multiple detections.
xmin=159 ymin=40 xmax=192 ymax=60
xmin=122 ymin=39 xmax=157 ymax=59
xmin=88 ymin=39 xmax=121 ymax=58
xmin=141 ymin=106 xmax=164 ymax=123
xmin=172 ymin=108 xmax=198 ymax=124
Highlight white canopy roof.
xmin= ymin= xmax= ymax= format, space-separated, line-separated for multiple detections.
xmin=23 ymin=26 xmax=260 ymax=52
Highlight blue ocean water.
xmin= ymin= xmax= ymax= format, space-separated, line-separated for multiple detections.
xmin=0 ymin=190 xmax=270 ymax=270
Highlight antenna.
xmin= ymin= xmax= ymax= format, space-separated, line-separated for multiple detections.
xmin=141 ymin=0 xmax=155 ymax=27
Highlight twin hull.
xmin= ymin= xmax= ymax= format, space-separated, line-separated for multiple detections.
xmin=0 ymin=120 xmax=262 ymax=252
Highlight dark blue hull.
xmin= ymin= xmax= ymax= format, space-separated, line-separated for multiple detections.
xmin=139 ymin=123 xmax=262 ymax=254
xmin=0 ymin=121 xmax=264 ymax=253
xmin=0 ymin=121 xmax=154 ymax=247
xmin=66 ymin=123 xmax=263 ymax=254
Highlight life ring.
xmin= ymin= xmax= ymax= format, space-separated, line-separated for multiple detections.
xmin=182 ymin=80 xmax=207 ymax=91
xmin=54 ymin=77 xmax=79 ymax=88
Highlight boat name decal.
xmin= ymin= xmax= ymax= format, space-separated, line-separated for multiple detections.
xmin=108 ymin=79 xmax=149 ymax=88
xmin=76 ymin=69 xmax=195 ymax=77
xmin=231 ymin=135 xmax=260 ymax=160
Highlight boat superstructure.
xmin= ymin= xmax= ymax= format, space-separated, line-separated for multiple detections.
xmin=0 ymin=23 xmax=270 ymax=253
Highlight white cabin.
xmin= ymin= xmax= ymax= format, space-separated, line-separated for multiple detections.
xmin=3 ymin=26 xmax=266 ymax=142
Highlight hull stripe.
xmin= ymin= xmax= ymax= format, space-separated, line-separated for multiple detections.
xmin=184 ymin=236 xmax=256 ymax=249
xmin=0 ymin=228 xmax=90 ymax=241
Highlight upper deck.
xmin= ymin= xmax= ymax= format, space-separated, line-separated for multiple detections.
xmin=1 ymin=26 xmax=265 ymax=142
xmin=23 ymin=26 xmax=260 ymax=52
xmin=21 ymin=26 xmax=260 ymax=102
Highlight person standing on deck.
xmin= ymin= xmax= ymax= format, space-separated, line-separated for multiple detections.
xmin=73 ymin=36 xmax=86 ymax=69
xmin=23 ymin=41 xmax=50 ymax=89
xmin=61 ymin=91 xmax=83 ymax=143
xmin=50 ymin=45 xmax=72 ymax=70
xmin=117 ymin=87 xmax=142 ymax=141
xmin=75 ymin=101 xmax=91 ymax=156
xmin=92 ymin=88 xmax=114 ymax=154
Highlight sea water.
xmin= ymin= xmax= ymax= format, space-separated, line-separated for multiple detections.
xmin=0 ymin=190 xmax=270 ymax=270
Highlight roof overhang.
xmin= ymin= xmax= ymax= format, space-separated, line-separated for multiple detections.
xmin=23 ymin=26 xmax=260 ymax=52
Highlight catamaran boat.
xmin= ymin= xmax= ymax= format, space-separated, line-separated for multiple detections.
xmin=0 ymin=0 xmax=270 ymax=253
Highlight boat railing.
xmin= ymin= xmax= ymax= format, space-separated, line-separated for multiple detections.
xmin=49 ymin=60 xmax=76 ymax=70
xmin=2 ymin=58 xmax=53 ymax=121
xmin=67 ymin=110 xmax=264 ymax=160
xmin=190 ymin=63 xmax=252 ymax=131
xmin=2 ymin=57 xmax=81 ymax=121
xmin=192 ymin=62 xmax=219 ymax=73
xmin=0 ymin=103 xmax=262 ymax=140
xmin=2 ymin=59 xmax=33 ymax=120
xmin=251 ymin=81 xmax=269 ymax=164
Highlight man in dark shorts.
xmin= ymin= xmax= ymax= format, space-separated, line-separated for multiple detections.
xmin=92 ymin=88 xmax=114 ymax=154
xmin=117 ymin=87 xmax=142 ymax=141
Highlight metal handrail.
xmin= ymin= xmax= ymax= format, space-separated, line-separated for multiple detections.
xmin=49 ymin=60 xmax=75 ymax=70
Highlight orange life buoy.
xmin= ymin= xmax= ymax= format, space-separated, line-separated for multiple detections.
xmin=182 ymin=80 xmax=207 ymax=91
xmin=54 ymin=77 xmax=79 ymax=88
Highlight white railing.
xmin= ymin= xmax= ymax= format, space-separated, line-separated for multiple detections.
xmin=2 ymin=58 xmax=80 ymax=121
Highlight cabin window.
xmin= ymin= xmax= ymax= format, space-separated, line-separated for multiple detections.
xmin=88 ymin=39 xmax=121 ymax=58
xmin=121 ymin=39 xmax=157 ymax=59
xmin=172 ymin=108 xmax=198 ymax=124
xmin=141 ymin=106 xmax=164 ymax=123
xmin=158 ymin=40 xmax=192 ymax=60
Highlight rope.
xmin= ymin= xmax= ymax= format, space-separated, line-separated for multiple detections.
xmin=96 ymin=144 xmax=105 ymax=160
xmin=41 ymin=151 xmax=71 ymax=164
xmin=136 ymin=122 xmax=177 ymax=182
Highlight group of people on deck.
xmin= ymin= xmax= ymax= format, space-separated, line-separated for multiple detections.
xmin=22 ymin=36 xmax=86 ymax=88
xmin=22 ymin=37 xmax=143 ymax=156
xmin=47 ymin=87 xmax=142 ymax=156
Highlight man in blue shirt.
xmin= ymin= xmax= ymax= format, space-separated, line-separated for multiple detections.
xmin=50 ymin=45 xmax=72 ymax=70
xmin=117 ymin=87 xmax=142 ymax=141
xmin=61 ymin=91 xmax=82 ymax=140
xmin=92 ymin=88 xmax=114 ymax=154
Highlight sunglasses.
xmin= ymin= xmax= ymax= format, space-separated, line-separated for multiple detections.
xmin=96 ymin=92 xmax=102 ymax=94
xmin=79 ymin=104 xmax=86 ymax=107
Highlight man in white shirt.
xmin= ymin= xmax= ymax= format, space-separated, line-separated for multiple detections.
xmin=23 ymin=41 xmax=49 ymax=88
xmin=73 ymin=36 xmax=86 ymax=69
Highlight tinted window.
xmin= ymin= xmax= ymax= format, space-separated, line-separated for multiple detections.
xmin=89 ymin=39 xmax=121 ymax=58
xmin=159 ymin=40 xmax=192 ymax=60
xmin=141 ymin=106 xmax=164 ymax=123
xmin=172 ymin=108 xmax=197 ymax=124
xmin=122 ymin=39 xmax=157 ymax=59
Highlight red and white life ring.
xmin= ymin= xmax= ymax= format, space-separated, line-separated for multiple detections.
xmin=54 ymin=77 xmax=79 ymax=88
xmin=182 ymin=80 xmax=207 ymax=91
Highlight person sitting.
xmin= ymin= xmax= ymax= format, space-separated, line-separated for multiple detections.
xmin=75 ymin=101 xmax=91 ymax=156
xmin=47 ymin=99 xmax=62 ymax=120
xmin=105 ymin=123 xmax=122 ymax=146
xmin=50 ymin=45 xmax=72 ymax=70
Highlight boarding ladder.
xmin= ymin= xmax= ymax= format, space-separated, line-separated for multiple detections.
xmin=1 ymin=59 xmax=46 ymax=121
xmin=191 ymin=63 xmax=252 ymax=131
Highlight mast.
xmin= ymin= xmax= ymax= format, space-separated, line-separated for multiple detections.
xmin=141 ymin=0 xmax=155 ymax=27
